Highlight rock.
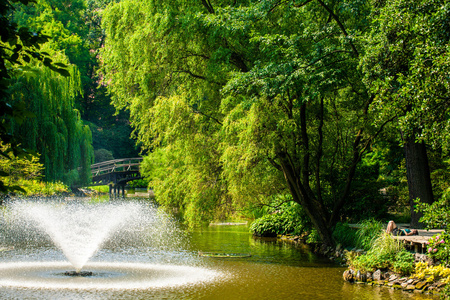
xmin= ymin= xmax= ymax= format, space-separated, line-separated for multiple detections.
xmin=366 ymin=272 xmax=373 ymax=282
xmin=355 ymin=270 xmax=367 ymax=282
xmin=401 ymin=282 xmax=408 ymax=288
xmin=343 ymin=270 xmax=354 ymax=282
xmin=406 ymin=278 xmax=414 ymax=284
xmin=388 ymin=274 xmax=397 ymax=281
xmin=405 ymin=284 xmax=416 ymax=290
xmin=373 ymin=269 xmax=382 ymax=281
xmin=414 ymin=253 xmax=433 ymax=265
xmin=415 ymin=281 xmax=428 ymax=290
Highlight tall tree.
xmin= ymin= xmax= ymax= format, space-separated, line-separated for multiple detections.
xmin=8 ymin=45 xmax=93 ymax=186
xmin=100 ymin=0 xmax=386 ymax=245
xmin=0 ymin=0 xmax=74 ymax=192
xmin=360 ymin=0 xmax=450 ymax=226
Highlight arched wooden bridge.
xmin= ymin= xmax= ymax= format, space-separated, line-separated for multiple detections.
xmin=91 ymin=157 xmax=144 ymax=197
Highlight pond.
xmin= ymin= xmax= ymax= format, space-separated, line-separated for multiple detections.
xmin=0 ymin=199 xmax=439 ymax=299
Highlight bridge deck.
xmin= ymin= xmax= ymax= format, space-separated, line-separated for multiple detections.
xmin=90 ymin=158 xmax=144 ymax=196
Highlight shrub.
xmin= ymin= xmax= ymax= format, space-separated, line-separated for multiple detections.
xmin=414 ymin=262 xmax=450 ymax=284
xmin=347 ymin=232 xmax=413 ymax=274
xmin=249 ymin=201 xmax=311 ymax=237
xmin=249 ymin=214 xmax=284 ymax=237
xmin=306 ymin=228 xmax=321 ymax=244
xmin=426 ymin=232 xmax=450 ymax=265
xmin=94 ymin=149 xmax=114 ymax=163
xmin=392 ymin=250 xmax=414 ymax=274
xmin=332 ymin=222 xmax=356 ymax=248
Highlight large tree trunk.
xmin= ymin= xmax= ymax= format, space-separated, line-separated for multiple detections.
xmin=276 ymin=153 xmax=334 ymax=246
xmin=404 ymin=138 xmax=434 ymax=228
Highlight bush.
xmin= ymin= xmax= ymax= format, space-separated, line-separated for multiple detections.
xmin=426 ymin=232 xmax=450 ymax=265
xmin=306 ymin=228 xmax=321 ymax=244
xmin=250 ymin=214 xmax=284 ymax=237
xmin=94 ymin=149 xmax=114 ymax=163
xmin=332 ymin=222 xmax=356 ymax=248
xmin=392 ymin=250 xmax=414 ymax=274
xmin=414 ymin=262 xmax=450 ymax=284
xmin=347 ymin=232 xmax=413 ymax=274
xmin=249 ymin=201 xmax=311 ymax=237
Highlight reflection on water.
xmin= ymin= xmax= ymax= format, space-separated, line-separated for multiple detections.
xmin=187 ymin=225 xmax=438 ymax=300
xmin=0 ymin=203 xmax=440 ymax=299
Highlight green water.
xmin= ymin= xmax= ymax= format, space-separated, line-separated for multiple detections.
xmin=0 ymin=206 xmax=439 ymax=299
xmin=183 ymin=224 xmax=438 ymax=300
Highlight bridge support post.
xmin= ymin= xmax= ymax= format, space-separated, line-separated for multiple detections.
xmin=122 ymin=185 xmax=125 ymax=198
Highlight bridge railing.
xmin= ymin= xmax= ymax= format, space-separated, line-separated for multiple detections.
xmin=91 ymin=158 xmax=143 ymax=177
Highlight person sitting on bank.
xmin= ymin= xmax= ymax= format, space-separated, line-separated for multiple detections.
xmin=386 ymin=220 xmax=418 ymax=236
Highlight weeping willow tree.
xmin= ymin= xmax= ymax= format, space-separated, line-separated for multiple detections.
xmin=8 ymin=48 xmax=93 ymax=186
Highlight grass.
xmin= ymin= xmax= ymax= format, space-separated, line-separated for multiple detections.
xmin=88 ymin=185 xmax=109 ymax=193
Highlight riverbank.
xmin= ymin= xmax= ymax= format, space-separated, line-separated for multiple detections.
xmin=343 ymin=266 xmax=445 ymax=296
xmin=275 ymin=231 xmax=447 ymax=297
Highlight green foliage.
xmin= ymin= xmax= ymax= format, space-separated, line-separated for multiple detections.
xmin=355 ymin=219 xmax=384 ymax=251
xmin=416 ymin=192 xmax=450 ymax=230
xmin=249 ymin=200 xmax=311 ymax=237
xmin=392 ymin=251 xmax=415 ymax=275
xmin=0 ymin=142 xmax=68 ymax=195
xmin=426 ymin=232 xmax=450 ymax=265
xmin=348 ymin=232 xmax=412 ymax=274
xmin=249 ymin=214 xmax=285 ymax=237
xmin=98 ymin=0 xmax=450 ymax=245
xmin=0 ymin=0 xmax=74 ymax=193
xmin=0 ymin=143 xmax=43 ymax=181
xmin=361 ymin=0 xmax=450 ymax=150
xmin=306 ymin=229 xmax=322 ymax=244
xmin=89 ymin=185 xmax=109 ymax=193
xmin=127 ymin=178 xmax=149 ymax=189
xmin=94 ymin=148 xmax=114 ymax=163
xmin=332 ymin=223 xmax=356 ymax=249
xmin=8 ymin=56 xmax=94 ymax=186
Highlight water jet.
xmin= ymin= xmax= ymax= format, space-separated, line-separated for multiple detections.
xmin=0 ymin=199 xmax=221 ymax=293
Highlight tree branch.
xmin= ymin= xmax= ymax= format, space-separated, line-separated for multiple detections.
xmin=316 ymin=0 xmax=359 ymax=57
xmin=189 ymin=105 xmax=223 ymax=126
xmin=201 ymin=0 xmax=215 ymax=14
xmin=173 ymin=69 xmax=206 ymax=80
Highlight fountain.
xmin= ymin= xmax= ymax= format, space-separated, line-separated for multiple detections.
xmin=0 ymin=199 xmax=222 ymax=293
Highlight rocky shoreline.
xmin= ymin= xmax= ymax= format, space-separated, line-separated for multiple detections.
xmin=276 ymin=235 xmax=445 ymax=296
xmin=341 ymin=251 xmax=445 ymax=296
xmin=342 ymin=267 xmax=445 ymax=296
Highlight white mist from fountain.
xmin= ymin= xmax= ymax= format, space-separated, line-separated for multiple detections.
xmin=11 ymin=201 xmax=142 ymax=272
xmin=0 ymin=199 xmax=222 ymax=292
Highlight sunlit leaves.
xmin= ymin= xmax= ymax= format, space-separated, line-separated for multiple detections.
xmin=361 ymin=0 xmax=450 ymax=150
